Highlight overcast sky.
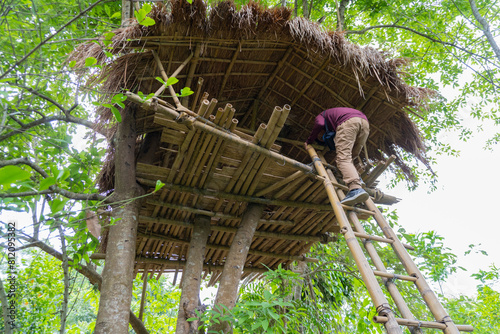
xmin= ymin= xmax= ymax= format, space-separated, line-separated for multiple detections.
xmin=380 ymin=116 xmax=499 ymax=296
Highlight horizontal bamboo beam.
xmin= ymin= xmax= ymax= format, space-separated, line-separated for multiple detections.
xmin=126 ymin=92 xmax=314 ymax=174
xmin=136 ymin=257 xmax=270 ymax=274
xmin=139 ymin=179 xmax=330 ymax=210
xmin=139 ymin=215 xmax=294 ymax=227
xmin=139 ymin=178 xmax=375 ymax=216
xmin=353 ymin=232 xmax=414 ymax=251
xmin=373 ymin=316 xmax=473 ymax=332
xmin=133 ymin=232 xmax=319 ymax=263
xmin=372 ymin=270 xmax=417 ymax=282
xmin=210 ymin=225 xmax=336 ymax=243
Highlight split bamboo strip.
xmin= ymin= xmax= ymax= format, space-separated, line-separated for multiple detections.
xmin=242 ymin=46 xmax=293 ymax=127
xmin=212 ymin=123 xmax=266 ymax=211
xmin=290 ymin=58 xmax=330 ymax=106
xmin=365 ymin=198 xmax=461 ymax=334
xmin=373 ymin=317 xmax=473 ymax=332
xmin=255 ymin=170 xmax=303 ymax=197
xmin=218 ymin=41 xmax=241 ymax=97
xmin=181 ymin=43 xmax=201 ymax=107
xmin=306 ymin=145 xmax=402 ymax=334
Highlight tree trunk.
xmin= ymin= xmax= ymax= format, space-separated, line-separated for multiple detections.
xmin=58 ymin=225 xmax=69 ymax=334
xmin=95 ymin=105 xmax=143 ymax=333
xmin=26 ymin=237 xmax=149 ymax=334
xmin=175 ymin=215 xmax=211 ymax=334
xmin=0 ymin=277 xmax=13 ymax=334
xmin=302 ymin=0 xmax=310 ymax=19
xmin=210 ymin=204 xmax=264 ymax=334
xmin=336 ymin=0 xmax=350 ymax=31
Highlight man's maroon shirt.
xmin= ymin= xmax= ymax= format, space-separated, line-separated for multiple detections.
xmin=305 ymin=107 xmax=368 ymax=144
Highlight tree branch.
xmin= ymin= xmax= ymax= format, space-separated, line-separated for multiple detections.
xmin=345 ymin=23 xmax=498 ymax=67
xmin=0 ymin=83 xmax=108 ymax=140
xmin=0 ymin=158 xmax=108 ymax=202
xmin=0 ymin=0 xmax=106 ymax=80
xmin=5 ymin=231 xmax=149 ymax=334
xmin=469 ymin=0 xmax=500 ymax=63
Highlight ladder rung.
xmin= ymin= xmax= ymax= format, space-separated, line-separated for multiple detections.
xmin=373 ymin=270 xmax=417 ymax=282
xmin=340 ymin=204 xmax=376 ymax=216
xmin=373 ymin=316 xmax=473 ymax=332
xmin=353 ymin=232 xmax=415 ymax=251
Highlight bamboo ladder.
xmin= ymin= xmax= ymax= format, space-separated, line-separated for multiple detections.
xmin=305 ymin=146 xmax=473 ymax=334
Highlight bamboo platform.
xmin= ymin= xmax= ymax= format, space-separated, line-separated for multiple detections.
xmin=121 ymin=93 xmax=396 ymax=281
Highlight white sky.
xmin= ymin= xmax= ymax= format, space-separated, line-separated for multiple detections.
xmin=380 ymin=118 xmax=499 ymax=296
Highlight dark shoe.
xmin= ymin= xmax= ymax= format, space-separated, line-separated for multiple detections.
xmin=341 ymin=188 xmax=369 ymax=206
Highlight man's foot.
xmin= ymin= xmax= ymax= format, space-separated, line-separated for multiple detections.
xmin=340 ymin=188 xmax=369 ymax=206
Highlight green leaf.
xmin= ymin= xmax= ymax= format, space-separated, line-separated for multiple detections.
xmin=0 ymin=166 xmax=31 ymax=186
xmin=154 ymin=180 xmax=165 ymax=192
xmin=56 ymin=169 xmax=70 ymax=181
xmin=110 ymin=106 xmax=122 ymax=122
xmin=186 ymin=0 xmax=193 ymax=3
xmin=180 ymin=87 xmax=194 ymax=97
xmin=49 ymin=198 xmax=69 ymax=213
xmin=39 ymin=177 xmax=56 ymax=191
xmin=84 ymin=57 xmax=97 ymax=67
xmin=111 ymin=11 xmax=121 ymax=19
xmin=68 ymin=60 xmax=76 ymax=68
xmin=166 ymin=77 xmax=179 ymax=86
xmin=155 ymin=76 xmax=166 ymax=85
xmin=140 ymin=17 xmax=155 ymax=27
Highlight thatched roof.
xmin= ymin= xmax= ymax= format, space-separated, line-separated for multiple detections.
xmin=74 ymin=0 xmax=432 ymax=183
xmin=73 ymin=0 xmax=434 ymax=278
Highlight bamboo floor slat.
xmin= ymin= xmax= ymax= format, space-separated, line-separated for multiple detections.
xmin=124 ymin=93 xmax=399 ymax=280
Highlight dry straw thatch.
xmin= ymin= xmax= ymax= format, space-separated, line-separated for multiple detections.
xmin=72 ymin=0 xmax=435 ymax=277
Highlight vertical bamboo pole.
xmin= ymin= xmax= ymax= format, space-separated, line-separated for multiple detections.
xmin=138 ymin=271 xmax=148 ymax=321
xmin=364 ymin=199 xmax=460 ymax=334
xmin=305 ymin=145 xmax=402 ymax=334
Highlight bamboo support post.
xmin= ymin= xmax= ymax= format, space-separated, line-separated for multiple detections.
xmin=305 ymin=145 xmax=402 ymax=334
xmin=138 ymin=270 xmax=148 ymax=321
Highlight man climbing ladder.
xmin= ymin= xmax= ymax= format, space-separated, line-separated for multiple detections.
xmin=304 ymin=107 xmax=369 ymax=206
xmin=305 ymin=145 xmax=470 ymax=333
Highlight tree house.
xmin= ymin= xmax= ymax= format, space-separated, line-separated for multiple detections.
xmin=75 ymin=1 xmax=470 ymax=333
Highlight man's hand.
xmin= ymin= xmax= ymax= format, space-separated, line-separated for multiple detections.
xmin=304 ymin=142 xmax=309 ymax=150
